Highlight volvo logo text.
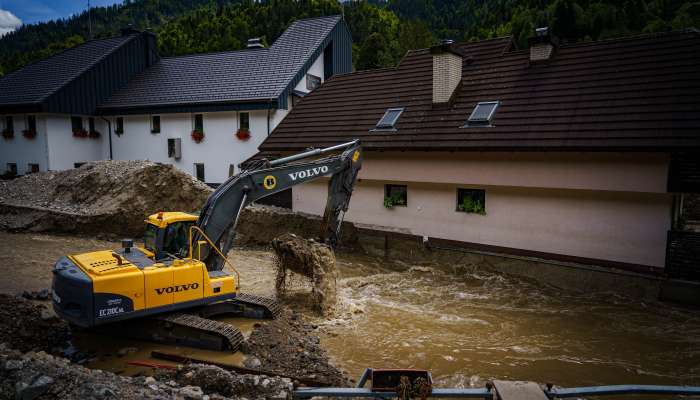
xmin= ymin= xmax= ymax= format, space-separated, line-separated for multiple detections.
xmin=155 ymin=283 xmax=200 ymax=295
xmin=289 ymin=166 xmax=328 ymax=181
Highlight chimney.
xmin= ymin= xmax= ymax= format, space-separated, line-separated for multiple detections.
xmin=529 ymin=27 xmax=557 ymax=63
xmin=430 ymin=40 xmax=462 ymax=104
xmin=247 ymin=38 xmax=264 ymax=49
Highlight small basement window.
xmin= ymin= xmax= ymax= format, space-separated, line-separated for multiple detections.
xmin=6 ymin=163 xmax=17 ymax=176
xmin=384 ymin=184 xmax=407 ymax=208
xmin=194 ymin=163 xmax=205 ymax=182
xmin=306 ymin=74 xmax=321 ymax=91
xmin=375 ymin=108 xmax=404 ymax=130
xmin=74 ymin=162 xmax=85 ymax=168
xmin=239 ymin=113 xmax=249 ymax=131
xmin=151 ymin=115 xmax=161 ymax=133
xmin=115 ymin=117 xmax=124 ymax=134
xmin=229 ymin=164 xmax=236 ymax=177
xmin=27 ymin=163 xmax=40 ymax=174
xmin=464 ymin=101 xmax=499 ymax=127
xmin=457 ymin=188 xmax=486 ymax=215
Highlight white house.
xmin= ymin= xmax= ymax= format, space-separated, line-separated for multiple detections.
xmin=0 ymin=16 xmax=352 ymax=184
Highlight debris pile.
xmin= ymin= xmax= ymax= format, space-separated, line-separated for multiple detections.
xmin=0 ymin=294 xmax=70 ymax=354
xmin=271 ymin=233 xmax=338 ymax=315
xmin=0 ymin=161 xmax=212 ymax=236
xmin=0 ymin=344 xmax=294 ymax=400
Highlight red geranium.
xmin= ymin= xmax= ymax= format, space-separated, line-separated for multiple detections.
xmin=236 ymin=129 xmax=250 ymax=141
xmin=191 ymin=129 xmax=205 ymax=143
xmin=88 ymin=130 xmax=100 ymax=139
xmin=22 ymin=130 xmax=36 ymax=140
xmin=73 ymin=129 xmax=88 ymax=138
xmin=1 ymin=129 xmax=13 ymax=139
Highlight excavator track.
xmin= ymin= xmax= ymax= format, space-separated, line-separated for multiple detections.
xmin=153 ymin=312 xmax=245 ymax=352
xmin=234 ymin=293 xmax=283 ymax=318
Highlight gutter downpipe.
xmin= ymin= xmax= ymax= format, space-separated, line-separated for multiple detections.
xmin=100 ymin=117 xmax=113 ymax=160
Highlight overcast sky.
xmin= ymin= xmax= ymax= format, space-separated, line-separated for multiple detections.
xmin=0 ymin=0 xmax=121 ymax=37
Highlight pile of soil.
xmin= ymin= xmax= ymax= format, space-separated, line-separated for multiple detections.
xmin=245 ymin=310 xmax=347 ymax=386
xmin=271 ymin=233 xmax=338 ymax=315
xmin=0 ymin=345 xmax=294 ymax=400
xmin=0 ymin=294 xmax=70 ymax=355
xmin=0 ymin=161 xmax=211 ymax=236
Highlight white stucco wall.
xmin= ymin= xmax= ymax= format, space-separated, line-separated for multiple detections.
xmin=110 ymin=110 xmax=278 ymax=183
xmin=294 ymin=52 xmax=324 ymax=93
xmin=292 ymin=152 xmax=673 ymax=268
xmin=0 ymin=114 xmax=49 ymax=174
xmin=45 ymin=115 xmax=108 ymax=171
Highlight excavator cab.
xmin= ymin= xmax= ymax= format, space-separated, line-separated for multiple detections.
xmin=143 ymin=212 xmax=198 ymax=260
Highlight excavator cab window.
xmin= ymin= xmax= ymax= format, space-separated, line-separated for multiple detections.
xmin=144 ymin=223 xmax=159 ymax=253
xmin=162 ymin=221 xmax=193 ymax=258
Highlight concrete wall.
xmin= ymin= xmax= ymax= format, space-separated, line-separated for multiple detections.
xmin=292 ymin=152 xmax=673 ymax=268
xmin=0 ymin=114 xmax=49 ymax=174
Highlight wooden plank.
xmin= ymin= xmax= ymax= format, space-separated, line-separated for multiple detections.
xmin=493 ymin=380 xmax=549 ymax=400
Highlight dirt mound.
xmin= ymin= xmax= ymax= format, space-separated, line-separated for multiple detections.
xmin=0 ymin=294 xmax=70 ymax=355
xmin=0 ymin=161 xmax=211 ymax=236
xmin=271 ymin=233 xmax=338 ymax=316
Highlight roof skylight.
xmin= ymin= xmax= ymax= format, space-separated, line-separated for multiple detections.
xmin=375 ymin=107 xmax=404 ymax=130
xmin=465 ymin=101 xmax=499 ymax=126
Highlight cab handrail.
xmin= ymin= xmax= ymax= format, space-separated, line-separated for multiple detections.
xmin=187 ymin=225 xmax=240 ymax=289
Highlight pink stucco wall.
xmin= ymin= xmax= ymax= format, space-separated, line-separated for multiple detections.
xmin=293 ymin=152 xmax=672 ymax=268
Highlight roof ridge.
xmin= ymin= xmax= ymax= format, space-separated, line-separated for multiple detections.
xmin=160 ymin=47 xmax=267 ymax=60
xmin=560 ymin=29 xmax=699 ymax=49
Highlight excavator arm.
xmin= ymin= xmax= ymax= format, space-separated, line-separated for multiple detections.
xmin=194 ymin=140 xmax=362 ymax=271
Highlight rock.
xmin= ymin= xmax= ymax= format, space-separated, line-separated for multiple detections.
xmin=4 ymin=359 xmax=23 ymax=370
xmin=144 ymin=376 xmax=156 ymax=385
xmin=15 ymin=375 xmax=54 ymax=400
xmin=244 ymin=356 xmax=261 ymax=369
xmin=117 ymin=347 xmax=137 ymax=357
xmin=179 ymin=385 xmax=204 ymax=400
xmin=93 ymin=386 xmax=117 ymax=398
xmin=40 ymin=309 xmax=54 ymax=321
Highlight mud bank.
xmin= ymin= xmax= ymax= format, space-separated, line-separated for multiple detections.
xmin=0 ymin=161 xmax=211 ymax=237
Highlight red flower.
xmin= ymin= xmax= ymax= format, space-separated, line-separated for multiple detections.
xmin=88 ymin=130 xmax=100 ymax=139
xmin=73 ymin=129 xmax=88 ymax=138
xmin=22 ymin=130 xmax=36 ymax=140
xmin=1 ymin=129 xmax=13 ymax=140
xmin=236 ymin=129 xmax=250 ymax=141
xmin=191 ymin=130 xmax=205 ymax=143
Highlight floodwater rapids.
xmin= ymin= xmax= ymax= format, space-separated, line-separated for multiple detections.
xmin=316 ymin=255 xmax=700 ymax=389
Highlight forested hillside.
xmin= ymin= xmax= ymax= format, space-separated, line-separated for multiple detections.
xmin=1 ymin=0 xmax=698 ymax=77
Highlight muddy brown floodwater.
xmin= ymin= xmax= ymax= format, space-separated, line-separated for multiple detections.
xmin=1 ymin=232 xmax=699 ymax=391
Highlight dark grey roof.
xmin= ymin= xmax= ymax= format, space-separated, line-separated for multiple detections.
xmin=0 ymin=35 xmax=137 ymax=107
xmin=99 ymin=15 xmax=343 ymax=112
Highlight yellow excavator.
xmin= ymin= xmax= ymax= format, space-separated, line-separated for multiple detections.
xmin=52 ymin=140 xmax=361 ymax=351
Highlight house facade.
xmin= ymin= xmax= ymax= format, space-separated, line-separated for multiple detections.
xmin=0 ymin=16 xmax=352 ymax=184
xmin=259 ymin=30 xmax=700 ymax=275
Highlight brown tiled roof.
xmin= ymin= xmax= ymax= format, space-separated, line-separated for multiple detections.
xmin=260 ymin=30 xmax=700 ymax=152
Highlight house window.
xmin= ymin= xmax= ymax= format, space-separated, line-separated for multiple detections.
xmin=115 ymin=117 xmax=124 ymax=134
xmin=384 ymin=184 xmax=407 ymax=208
xmin=71 ymin=116 xmax=83 ymax=132
xmin=194 ymin=163 xmax=205 ymax=182
xmin=193 ymin=114 xmax=204 ymax=132
xmin=239 ymin=113 xmax=249 ymax=131
xmin=26 ymin=115 xmax=36 ymax=133
xmin=306 ymin=74 xmax=321 ymax=91
xmin=229 ymin=164 xmax=235 ymax=177
xmin=457 ymin=188 xmax=486 ymax=214
xmin=4 ymin=116 xmax=14 ymax=133
xmin=6 ymin=163 xmax=17 ymax=176
xmin=88 ymin=117 xmax=96 ymax=133
xmin=375 ymin=108 xmax=404 ymax=130
xmin=74 ymin=162 xmax=85 ymax=168
xmin=27 ymin=163 xmax=40 ymax=174
xmin=464 ymin=101 xmax=499 ymax=127
xmin=151 ymin=115 xmax=160 ymax=133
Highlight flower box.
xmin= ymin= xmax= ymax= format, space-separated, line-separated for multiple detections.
xmin=191 ymin=130 xmax=205 ymax=143
xmin=73 ymin=129 xmax=88 ymax=138
xmin=88 ymin=130 xmax=100 ymax=139
xmin=236 ymin=129 xmax=251 ymax=141
xmin=22 ymin=130 xmax=37 ymax=140
xmin=1 ymin=129 xmax=13 ymax=139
